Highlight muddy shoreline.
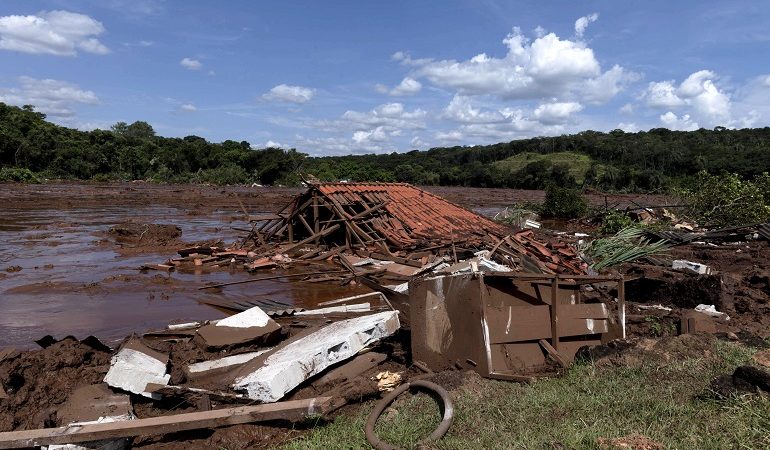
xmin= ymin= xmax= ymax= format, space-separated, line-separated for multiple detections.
xmin=0 ymin=181 xmax=673 ymax=211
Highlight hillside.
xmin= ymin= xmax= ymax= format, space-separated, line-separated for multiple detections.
xmin=2 ymin=102 xmax=770 ymax=191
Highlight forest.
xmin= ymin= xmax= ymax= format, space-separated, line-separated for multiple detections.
xmin=2 ymin=102 xmax=770 ymax=192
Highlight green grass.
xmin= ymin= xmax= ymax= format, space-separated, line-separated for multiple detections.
xmin=492 ymin=151 xmax=602 ymax=185
xmin=283 ymin=341 xmax=770 ymax=449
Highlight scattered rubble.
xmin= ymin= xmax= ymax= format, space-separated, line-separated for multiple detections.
xmin=103 ymin=339 xmax=170 ymax=399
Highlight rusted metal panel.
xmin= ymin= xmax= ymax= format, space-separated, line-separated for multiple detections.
xmin=410 ymin=274 xmax=490 ymax=374
xmin=410 ymin=272 xmax=617 ymax=377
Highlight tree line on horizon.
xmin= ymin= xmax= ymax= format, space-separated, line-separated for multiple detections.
xmin=2 ymin=102 xmax=770 ymax=192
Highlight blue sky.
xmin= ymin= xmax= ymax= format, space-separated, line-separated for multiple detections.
xmin=1 ymin=1 xmax=769 ymax=155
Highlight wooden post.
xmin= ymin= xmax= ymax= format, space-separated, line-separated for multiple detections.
xmin=618 ymin=276 xmax=626 ymax=339
xmin=288 ymin=221 xmax=294 ymax=244
xmin=313 ymin=193 xmax=320 ymax=244
xmin=550 ymin=276 xmax=559 ymax=351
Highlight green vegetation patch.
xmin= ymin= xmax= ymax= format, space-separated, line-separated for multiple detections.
xmin=285 ymin=341 xmax=770 ymax=449
xmin=493 ymin=151 xmax=603 ymax=185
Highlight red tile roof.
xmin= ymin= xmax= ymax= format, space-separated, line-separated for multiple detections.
xmin=314 ymin=182 xmax=510 ymax=247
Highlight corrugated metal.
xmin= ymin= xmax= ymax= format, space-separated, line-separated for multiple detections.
xmin=316 ymin=182 xmax=510 ymax=245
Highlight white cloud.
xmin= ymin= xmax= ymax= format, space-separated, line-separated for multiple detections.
xmin=352 ymin=126 xmax=389 ymax=144
xmin=660 ymin=111 xmax=699 ymax=131
xmin=644 ymin=80 xmax=684 ymax=108
xmin=443 ymin=95 xmax=504 ymax=123
xmin=179 ymin=103 xmax=197 ymax=112
xmin=619 ymin=103 xmax=634 ymax=114
xmin=435 ymin=130 xmax=464 ymax=142
xmin=575 ymin=13 xmax=599 ymax=38
xmin=180 ymin=57 xmax=202 ymax=70
xmin=265 ymin=140 xmax=285 ymax=148
xmin=410 ymin=136 xmax=427 ymax=148
xmin=533 ymin=101 xmax=583 ymax=124
xmin=644 ymin=70 xmax=732 ymax=126
xmin=617 ymin=122 xmax=639 ymax=132
xmin=0 ymin=10 xmax=109 ymax=56
xmin=398 ymin=26 xmax=626 ymax=103
xmin=0 ymin=76 xmax=99 ymax=117
xmin=262 ymin=84 xmax=315 ymax=104
xmin=388 ymin=77 xmax=422 ymax=96
xmin=339 ymin=102 xmax=427 ymax=130
xmin=582 ymin=65 xmax=640 ymax=104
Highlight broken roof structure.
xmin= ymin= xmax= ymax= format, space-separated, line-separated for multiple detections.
xmin=261 ymin=182 xmax=509 ymax=249
xmin=251 ymin=182 xmax=588 ymax=275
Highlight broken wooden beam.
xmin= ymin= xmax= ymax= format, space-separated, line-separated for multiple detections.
xmin=198 ymin=269 xmax=349 ymax=290
xmin=0 ymin=397 xmax=337 ymax=449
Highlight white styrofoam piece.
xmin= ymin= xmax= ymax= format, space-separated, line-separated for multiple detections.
xmin=167 ymin=321 xmax=203 ymax=330
xmin=233 ymin=311 xmax=400 ymax=402
xmin=216 ymin=305 xmax=271 ymax=328
xmin=295 ymin=303 xmax=371 ymax=316
xmin=672 ymin=259 xmax=712 ymax=275
xmin=386 ymin=282 xmax=409 ymax=293
xmin=187 ymin=350 xmax=271 ymax=375
xmin=695 ymin=304 xmax=730 ymax=321
xmin=47 ymin=415 xmax=135 ymax=450
xmin=103 ymin=349 xmax=170 ymax=399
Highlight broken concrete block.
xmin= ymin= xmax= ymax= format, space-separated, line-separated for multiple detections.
xmin=195 ymin=306 xmax=282 ymax=350
xmin=313 ymin=352 xmax=387 ymax=388
xmin=103 ymin=339 xmax=170 ymax=399
xmin=48 ymin=384 xmax=135 ymax=450
xmin=185 ymin=349 xmax=271 ymax=381
xmin=232 ymin=310 xmax=400 ymax=402
xmin=57 ymin=384 xmax=133 ymax=424
xmin=673 ymin=259 xmax=712 ymax=275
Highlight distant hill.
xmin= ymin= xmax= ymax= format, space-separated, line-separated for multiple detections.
xmin=492 ymin=151 xmax=605 ymax=185
xmin=2 ymin=102 xmax=770 ymax=192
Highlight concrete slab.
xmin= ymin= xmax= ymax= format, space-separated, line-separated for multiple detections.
xmin=195 ymin=306 xmax=282 ymax=350
xmin=103 ymin=339 xmax=170 ymax=399
xmin=185 ymin=350 xmax=271 ymax=381
xmin=232 ymin=311 xmax=400 ymax=402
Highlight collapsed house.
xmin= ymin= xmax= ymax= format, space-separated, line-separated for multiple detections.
xmin=240 ymin=182 xmax=624 ymax=374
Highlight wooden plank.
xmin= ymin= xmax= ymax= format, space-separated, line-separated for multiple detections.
xmin=539 ymin=339 xmax=567 ymax=368
xmin=486 ymin=305 xmax=608 ymax=343
xmin=560 ymin=303 xmax=608 ymax=319
xmin=550 ymin=278 xmax=559 ymax=351
xmin=0 ymin=397 xmax=334 ymax=449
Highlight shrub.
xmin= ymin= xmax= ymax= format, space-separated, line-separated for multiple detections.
xmin=680 ymin=171 xmax=770 ymax=227
xmin=198 ymin=164 xmax=250 ymax=185
xmin=540 ymin=185 xmax=588 ymax=219
xmin=599 ymin=210 xmax=634 ymax=234
xmin=0 ymin=167 xmax=40 ymax=183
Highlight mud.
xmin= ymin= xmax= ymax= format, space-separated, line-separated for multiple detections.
xmin=0 ymin=337 xmax=111 ymax=431
xmin=576 ymin=333 xmax=720 ymax=367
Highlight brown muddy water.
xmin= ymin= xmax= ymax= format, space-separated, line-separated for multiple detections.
xmin=0 ymin=182 xmax=673 ymax=349
xmin=0 ymin=205 xmax=363 ymax=348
